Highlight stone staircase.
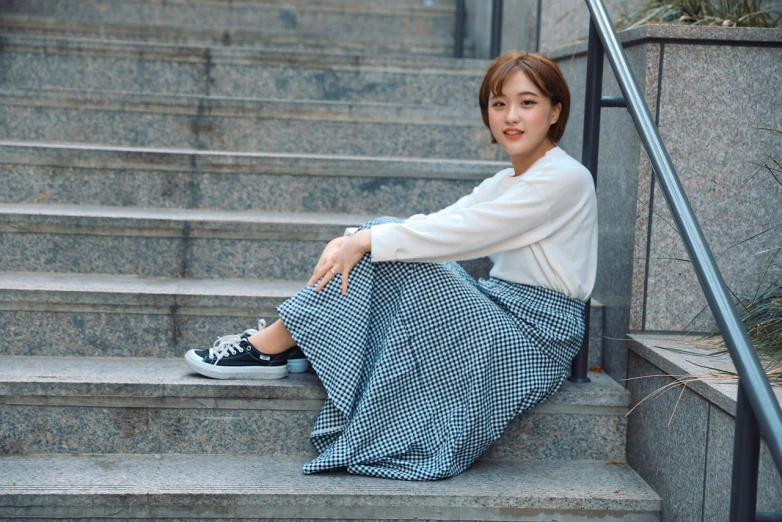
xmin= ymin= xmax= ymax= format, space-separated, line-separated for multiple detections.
xmin=0 ymin=1 xmax=662 ymax=520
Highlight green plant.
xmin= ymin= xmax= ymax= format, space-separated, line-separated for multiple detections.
xmin=615 ymin=0 xmax=782 ymax=30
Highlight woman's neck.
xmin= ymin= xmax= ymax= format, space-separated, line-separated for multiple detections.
xmin=509 ymin=140 xmax=556 ymax=177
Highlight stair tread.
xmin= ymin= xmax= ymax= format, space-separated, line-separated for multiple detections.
xmin=0 ymin=13 xmax=462 ymax=50
xmin=0 ymin=0 xmax=459 ymax=16
xmin=0 ymin=454 xmax=662 ymax=511
xmin=0 ymin=33 xmax=489 ymax=70
xmin=0 ymin=139 xmax=508 ymax=173
xmin=0 ymin=273 xmax=606 ymax=305
xmin=0 ymin=201 xmax=374 ymax=225
xmin=0 ymin=85 xmax=481 ymax=120
xmin=0 ymin=271 xmax=306 ymax=296
xmin=0 ymin=355 xmax=628 ymax=407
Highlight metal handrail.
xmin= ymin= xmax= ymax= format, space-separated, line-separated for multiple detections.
xmin=458 ymin=0 xmax=781 ymax=517
xmin=582 ymin=0 xmax=782 ymax=518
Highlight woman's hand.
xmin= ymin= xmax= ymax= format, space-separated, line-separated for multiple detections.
xmin=308 ymin=236 xmax=348 ymax=286
xmin=310 ymin=230 xmax=372 ymax=295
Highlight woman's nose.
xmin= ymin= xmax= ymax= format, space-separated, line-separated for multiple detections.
xmin=505 ymin=105 xmax=520 ymax=123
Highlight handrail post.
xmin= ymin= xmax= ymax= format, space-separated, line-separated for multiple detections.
xmin=730 ymin=380 xmax=761 ymax=522
xmin=454 ymin=0 xmax=465 ymax=58
xmin=569 ymin=18 xmax=602 ymax=384
xmin=490 ymin=0 xmax=503 ymax=58
xmin=581 ymin=19 xmax=603 ymax=178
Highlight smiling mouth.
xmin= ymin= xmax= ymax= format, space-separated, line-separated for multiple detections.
xmin=504 ymin=130 xmax=523 ymax=139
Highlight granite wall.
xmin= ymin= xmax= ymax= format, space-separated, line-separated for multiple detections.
xmin=548 ymin=26 xmax=782 ymax=385
xmin=466 ymin=0 xmax=644 ymax=58
xmin=465 ymin=0 xmax=537 ymax=58
xmin=625 ymin=334 xmax=782 ymax=522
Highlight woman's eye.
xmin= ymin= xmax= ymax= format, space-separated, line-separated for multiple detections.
xmin=491 ymin=101 xmax=504 ymax=107
xmin=521 ymin=100 xmax=535 ymax=106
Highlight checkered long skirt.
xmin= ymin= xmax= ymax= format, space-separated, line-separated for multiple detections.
xmin=277 ymin=217 xmax=586 ymax=481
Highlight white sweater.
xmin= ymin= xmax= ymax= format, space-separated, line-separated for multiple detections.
xmin=369 ymin=147 xmax=598 ymax=301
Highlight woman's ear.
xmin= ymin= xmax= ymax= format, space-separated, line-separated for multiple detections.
xmin=550 ymin=102 xmax=562 ymax=124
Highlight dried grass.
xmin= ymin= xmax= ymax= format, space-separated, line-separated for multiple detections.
xmin=615 ymin=0 xmax=782 ymax=29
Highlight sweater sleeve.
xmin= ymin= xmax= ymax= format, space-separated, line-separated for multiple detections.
xmin=402 ymin=170 xmax=504 ymax=223
xmin=370 ymin=177 xmax=557 ymax=263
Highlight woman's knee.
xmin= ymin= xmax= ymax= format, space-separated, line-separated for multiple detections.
xmin=357 ymin=216 xmax=405 ymax=231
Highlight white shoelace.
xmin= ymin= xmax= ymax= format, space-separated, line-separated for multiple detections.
xmin=208 ymin=319 xmax=266 ymax=362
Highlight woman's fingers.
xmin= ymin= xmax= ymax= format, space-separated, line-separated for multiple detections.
xmin=312 ymin=234 xmax=367 ymax=294
xmin=313 ymin=265 xmax=333 ymax=292
xmin=308 ymin=260 xmax=325 ymax=285
xmin=309 ymin=237 xmax=345 ymax=286
xmin=314 ymin=266 xmax=348 ymax=295
xmin=308 ymin=264 xmax=323 ymax=286
xmin=314 ymin=264 xmax=349 ymax=294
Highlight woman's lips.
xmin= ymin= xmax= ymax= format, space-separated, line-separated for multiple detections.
xmin=504 ymin=130 xmax=523 ymax=140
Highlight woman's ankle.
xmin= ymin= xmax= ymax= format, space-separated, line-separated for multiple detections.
xmin=248 ymin=322 xmax=295 ymax=355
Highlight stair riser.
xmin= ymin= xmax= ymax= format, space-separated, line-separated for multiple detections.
xmin=0 ymin=230 xmax=325 ymax=280
xmin=0 ymin=0 xmax=457 ymax=42
xmin=0 ymin=291 xmax=600 ymax=366
xmin=0 ymin=104 xmax=499 ymax=160
xmin=0 ymin=163 xmax=482 ymax=215
xmin=0 ymin=21 xmax=463 ymax=57
xmin=0 ymin=501 xmax=660 ymax=522
xmin=0 ymin=308 xmax=286 ymax=358
xmin=0 ymin=228 xmax=491 ymax=280
xmin=0 ymin=516 xmax=659 ymax=522
xmin=0 ymin=401 xmax=626 ymax=461
xmin=0 ymin=42 xmax=484 ymax=104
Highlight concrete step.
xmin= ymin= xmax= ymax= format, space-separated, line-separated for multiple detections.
xmin=0 ymin=141 xmax=504 ymax=214
xmin=0 ymin=270 xmax=603 ymax=365
xmin=0 ymin=454 xmax=662 ymax=521
xmin=0 ymin=271 xmax=525 ymax=358
xmin=0 ymin=87 xmax=501 ymax=160
xmin=0 ymin=271 xmax=603 ymax=368
xmin=0 ymin=5 xmax=468 ymax=57
xmin=0 ymin=34 xmax=487 ymax=103
xmin=0 ymin=356 xmax=628 ymax=461
xmin=0 ymin=203 xmax=491 ymax=279
xmin=0 ymin=272 xmax=310 ymax=358
xmin=0 ymin=0 xmax=456 ymax=47
xmin=0 ymin=203 xmax=369 ymax=279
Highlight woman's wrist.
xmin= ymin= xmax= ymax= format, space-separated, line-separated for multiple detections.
xmin=353 ymin=229 xmax=371 ymax=253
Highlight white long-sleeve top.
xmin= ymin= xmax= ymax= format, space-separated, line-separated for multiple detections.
xmin=369 ymin=147 xmax=598 ymax=301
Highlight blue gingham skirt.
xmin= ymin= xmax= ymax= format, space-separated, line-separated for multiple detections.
xmin=277 ymin=217 xmax=586 ymax=481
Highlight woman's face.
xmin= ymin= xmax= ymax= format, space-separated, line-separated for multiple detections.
xmin=488 ymin=70 xmax=562 ymax=173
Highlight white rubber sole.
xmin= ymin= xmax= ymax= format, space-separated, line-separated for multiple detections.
xmin=184 ymin=349 xmax=288 ymax=380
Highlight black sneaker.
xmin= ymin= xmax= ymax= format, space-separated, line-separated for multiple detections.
xmin=188 ymin=320 xmax=265 ymax=360
xmin=185 ymin=338 xmax=289 ymax=380
xmin=287 ymin=346 xmax=310 ymax=374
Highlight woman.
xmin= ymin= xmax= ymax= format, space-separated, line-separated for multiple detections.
xmin=185 ymin=50 xmax=597 ymax=481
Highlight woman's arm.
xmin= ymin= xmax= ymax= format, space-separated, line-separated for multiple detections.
xmin=403 ymin=172 xmax=501 ymax=223
xmin=370 ymin=169 xmax=593 ymax=264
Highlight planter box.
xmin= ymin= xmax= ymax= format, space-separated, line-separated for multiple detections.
xmin=625 ymin=333 xmax=782 ymax=522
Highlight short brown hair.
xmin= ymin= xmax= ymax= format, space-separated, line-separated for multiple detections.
xmin=478 ymin=51 xmax=570 ymax=144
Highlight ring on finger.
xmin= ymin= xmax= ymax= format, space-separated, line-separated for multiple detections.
xmin=329 ymin=268 xmax=337 ymax=276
